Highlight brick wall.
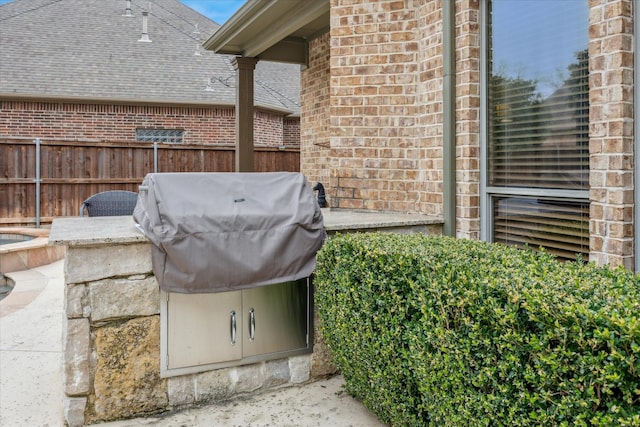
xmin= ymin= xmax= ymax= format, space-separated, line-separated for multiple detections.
xmin=0 ymin=100 xmax=299 ymax=147
xmin=588 ymin=0 xmax=634 ymax=269
xmin=301 ymin=33 xmax=332 ymax=200
xmin=283 ymin=117 xmax=301 ymax=147
xmin=453 ymin=0 xmax=480 ymax=240
xmin=299 ymin=0 xmax=635 ymax=268
xmin=416 ymin=0 xmax=443 ymax=217
xmin=306 ymin=0 xmax=481 ymax=228
xmin=329 ymin=0 xmax=423 ymax=212
xmin=254 ymin=110 xmax=282 ymax=146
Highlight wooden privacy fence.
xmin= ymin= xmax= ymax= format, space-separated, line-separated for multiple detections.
xmin=0 ymin=138 xmax=300 ymax=227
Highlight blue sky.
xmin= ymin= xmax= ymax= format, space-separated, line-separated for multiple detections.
xmin=0 ymin=0 xmax=245 ymax=24
xmin=181 ymin=0 xmax=245 ymax=24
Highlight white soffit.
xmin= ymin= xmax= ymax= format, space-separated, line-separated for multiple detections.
xmin=203 ymin=0 xmax=329 ymax=64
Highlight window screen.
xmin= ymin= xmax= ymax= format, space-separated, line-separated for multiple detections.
xmin=487 ymin=0 xmax=589 ymax=261
xmin=136 ymin=129 xmax=184 ymax=144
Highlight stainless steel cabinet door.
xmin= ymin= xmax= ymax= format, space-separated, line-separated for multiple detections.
xmin=166 ymin=290 xmax=242 ymax=369
xmin=242 ymin=278 xmax=309 ymax=358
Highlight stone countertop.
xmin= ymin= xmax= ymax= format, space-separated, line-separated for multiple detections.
xmin=321 ymin=209 xmax=441 ymax=231
xmin=49 ymin=216 xmax=147 ymax=247
xmin=49 ymin=210 xmax=443 ymax=247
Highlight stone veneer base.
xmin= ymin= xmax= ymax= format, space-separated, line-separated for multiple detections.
xmin=50 ymin=213 xmax=442 ymax=426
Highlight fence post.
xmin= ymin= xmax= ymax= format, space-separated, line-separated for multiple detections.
xmin=34 ymin=138 xmax=41 ymax=228
xmin=153 ymin=142 xmax=158 ymax=173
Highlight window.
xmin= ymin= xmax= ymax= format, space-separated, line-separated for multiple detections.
xmin=492 ymin=197 xmax=590 ymax=261
xmin=136 ymin=129 xmax=184 ymax=144
xmin=483 ymin=0 xmax=589 ymax=261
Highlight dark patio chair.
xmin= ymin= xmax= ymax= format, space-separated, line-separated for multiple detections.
xmin=79 ymin=190 xmax=138 ymax=217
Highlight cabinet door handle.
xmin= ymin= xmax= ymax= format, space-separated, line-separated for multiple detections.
xmin=249 ymin=308 xmax=255 ymax=342
xmin=230 ymin=310 xmax=237 ymax=345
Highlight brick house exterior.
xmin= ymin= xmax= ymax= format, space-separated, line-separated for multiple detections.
xmin=0 ymin=0 xmax=301 ymax=148
xmin=0 ymin=101 xmax=300 ymax=147
xmin=299 ymin=0 xmax=483 ymax=236
xmin=588 ymin=0 xmax=634 ymax=269
xmin=299 ymin=0 xmax=483 ymax=235
xmin=301 ymin=1 xmax=480 ymax=239
xmin=206 ymin=0 xmax=637 ymax=271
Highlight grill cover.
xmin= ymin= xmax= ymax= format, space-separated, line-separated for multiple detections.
xmin=133 ymin=172 xmax=326 ymax=293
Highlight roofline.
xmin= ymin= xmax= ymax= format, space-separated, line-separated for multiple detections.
xmin=0 ymin=93 xmax=234 ymax=108
xmin=0 ymin=93 xmax=298 ymax=116
xmin=203 ymin=0 xmax=329 ymax=64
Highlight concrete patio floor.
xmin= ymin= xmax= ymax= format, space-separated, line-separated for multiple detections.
xmin=0 ymin=260 xmax=386 ymax=427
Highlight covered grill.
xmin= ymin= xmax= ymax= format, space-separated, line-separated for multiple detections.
xmin=133 ymin=172 xmax=326 ymax=294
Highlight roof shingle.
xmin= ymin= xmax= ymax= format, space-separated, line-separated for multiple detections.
xmin=0 ymin=0 xmax=300 ymax=114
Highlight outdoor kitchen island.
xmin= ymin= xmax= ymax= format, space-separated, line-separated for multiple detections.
xmin=49 ymin=210 xmax=442 ymax=426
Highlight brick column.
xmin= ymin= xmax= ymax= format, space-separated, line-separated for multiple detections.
xmin=588 ymin=0 xmax=634 ymax=268
xmin=453 ymin=0 xmax=481 ymax=240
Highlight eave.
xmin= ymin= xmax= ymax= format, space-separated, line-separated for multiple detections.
xmin=202 ymin=0 xmax=329 ymax=65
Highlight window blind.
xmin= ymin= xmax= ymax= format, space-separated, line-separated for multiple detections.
xmin=488 ymin=0 xmax=589 ymax=261
xmin=492 ymin=197 xmax=589 ymax=261
xmin=488 ymin=53 xmax=589 ymax=190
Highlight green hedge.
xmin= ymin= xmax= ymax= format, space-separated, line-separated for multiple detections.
xmin=314 ymin=233 xmax=640 ymax=426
